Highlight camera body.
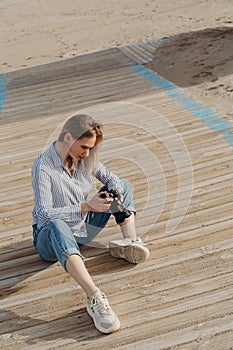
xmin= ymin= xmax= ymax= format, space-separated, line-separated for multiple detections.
xmin=100 ymin=188 xmax=120 ymax=200
xmin=100 ymin=189 xmax=131 ymax=224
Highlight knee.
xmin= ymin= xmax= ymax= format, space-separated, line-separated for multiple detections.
xmin=120 ymin=178 xmax=132 ymax=194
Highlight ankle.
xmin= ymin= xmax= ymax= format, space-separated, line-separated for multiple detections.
xmin=87 ymin=288 xmax=100 ymax=299
xmin=122 ymin=233 xmax=137 ymax=240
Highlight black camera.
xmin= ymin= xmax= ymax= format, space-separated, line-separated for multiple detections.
xmin=100 ymin=188 xmax=121 ymax=200
xmin=100 ymin=189 xmax=131 ymax=224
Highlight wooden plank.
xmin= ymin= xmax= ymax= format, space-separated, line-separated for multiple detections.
xmin=1 ymin=46 xmax=233 ymax=350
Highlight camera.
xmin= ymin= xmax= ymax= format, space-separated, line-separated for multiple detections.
xmin=100 ymin=189 xmax=131 ymax=224
xmin=100 ymin=188 xmax=120 ymax=200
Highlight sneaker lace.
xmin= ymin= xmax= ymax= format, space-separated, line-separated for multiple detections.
xmin=91 ymin=294 xmax=111 ymax=316
xmin=131 ymin=238 xmax=143 ymax=244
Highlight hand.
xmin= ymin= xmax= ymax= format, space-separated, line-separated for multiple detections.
xmin=119 ymin=194 xmax=124 ymax=202
xmin=87 ymin=192 xmax=113 ymax=212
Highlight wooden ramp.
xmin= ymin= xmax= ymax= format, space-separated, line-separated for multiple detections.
xmin=1 ymin=42 xmax=233 ymax=349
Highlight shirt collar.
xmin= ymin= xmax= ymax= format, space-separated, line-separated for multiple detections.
xmin=49 ymin=142 xmax=65 ymax=169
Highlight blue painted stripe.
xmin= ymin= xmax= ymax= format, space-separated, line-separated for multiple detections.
xmin=0 ymin=73 xmax=8 ymax=114
xmin=129 ymin=64 xmax=233 ymax=146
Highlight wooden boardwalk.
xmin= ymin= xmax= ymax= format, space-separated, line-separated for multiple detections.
xmin=1 ymin=42 xmax=233 ymax=349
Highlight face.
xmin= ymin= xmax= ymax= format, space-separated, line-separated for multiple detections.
xmin=67 ymin=135 xmax=96 ymax=161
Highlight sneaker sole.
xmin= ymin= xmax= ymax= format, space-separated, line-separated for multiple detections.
xmin=109 ymin=241 xmax=150 ymax=264
xmin=86 ymin=307 xmax=121 ymax=334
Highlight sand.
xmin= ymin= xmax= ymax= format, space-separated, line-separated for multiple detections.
xmin=1 ymin=0 xmax=233 ymax=117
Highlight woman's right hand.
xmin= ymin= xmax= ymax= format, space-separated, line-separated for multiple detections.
xmin=86 ymin=192 xmax=113 ymax=212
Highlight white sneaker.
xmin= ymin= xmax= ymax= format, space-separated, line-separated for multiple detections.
xmin=87 ymin=290 xmax=120 ymax=334
xmin=109 ymin=238 xmax=150 ymax=264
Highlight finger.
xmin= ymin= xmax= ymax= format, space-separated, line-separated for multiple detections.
xmin=101 ymin=203 xmax=111 ymax=211
xmin=97 ymin=195 xmax=113 ymax=203
xmin=105 ymin=197 xmax=113 ymax=202
xmin=98 ymin=191 xmax=107 ymax=196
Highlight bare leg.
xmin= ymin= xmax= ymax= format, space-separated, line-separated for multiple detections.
xmin=66 ymin=255 xmax=120 ymax=333
xmin=66 ymin=254 xmax=98 ymax=298
xmin=119 ymin=213 xmax=137 ymax=240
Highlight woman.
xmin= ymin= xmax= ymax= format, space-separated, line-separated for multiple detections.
xmin=32 ymin=114 xmax=149 ymax=334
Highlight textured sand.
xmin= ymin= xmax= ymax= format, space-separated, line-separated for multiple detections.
xmin=1 ymin=0 xmax=233 ymax=117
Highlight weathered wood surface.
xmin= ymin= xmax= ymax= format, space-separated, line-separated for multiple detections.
xmin=1 ymin=45 xmax=233 ymax=349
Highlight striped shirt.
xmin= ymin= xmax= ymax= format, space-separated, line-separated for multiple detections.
xmin=32 ymin=142 xmax=122 ymax=237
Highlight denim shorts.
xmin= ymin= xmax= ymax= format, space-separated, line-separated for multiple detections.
xmin=33 ymin=179 xmax=135 ymax=271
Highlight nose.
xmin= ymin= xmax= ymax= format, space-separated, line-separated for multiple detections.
xmin=82 ymin=149 xmax=89 ymax=157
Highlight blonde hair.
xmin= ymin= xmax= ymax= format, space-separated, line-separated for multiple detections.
xmin=58 ymin=114 xmax=103 ymax=174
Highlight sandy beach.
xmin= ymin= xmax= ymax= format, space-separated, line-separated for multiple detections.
xmin=1 ymin=0 xmax=233 ymax=118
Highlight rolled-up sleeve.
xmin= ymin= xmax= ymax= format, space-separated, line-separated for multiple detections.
xmin=94 ymin=162 xmax=123 ymax=192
